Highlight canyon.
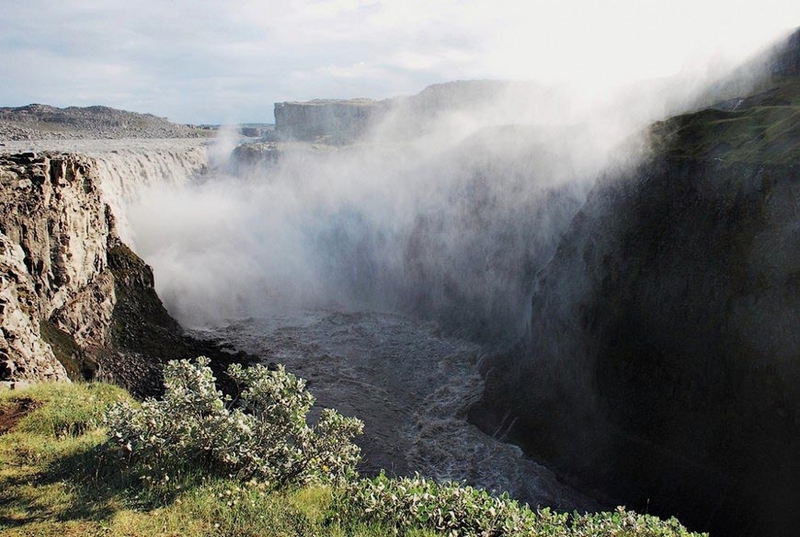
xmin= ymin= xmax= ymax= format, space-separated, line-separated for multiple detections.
xmin=1 ymin=28 xmax=799 ymax=537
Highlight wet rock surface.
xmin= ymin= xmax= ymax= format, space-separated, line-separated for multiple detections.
xmin=473 ymin=128 xmax=800 ymax=537
xmin=470 ymin=30 xmax=800 ymax=536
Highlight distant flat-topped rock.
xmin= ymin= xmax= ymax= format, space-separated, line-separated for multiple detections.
xmin=272 ymin=80 xmax=552 ymax=143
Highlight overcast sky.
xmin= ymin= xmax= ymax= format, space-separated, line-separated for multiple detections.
xmin=0 ymin=0 xmax=797 ymax=124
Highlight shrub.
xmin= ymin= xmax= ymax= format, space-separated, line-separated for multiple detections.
xmin=331 ymin=473 xmax=707 ymax=536
xmin=105 ymin=357 xmax=363 ymax=488
xmin=331 ymin=472 xmax=563 ymax=536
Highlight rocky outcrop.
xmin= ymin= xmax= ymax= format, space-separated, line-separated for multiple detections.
xmin=470 ymin=32 xmax=800 ymax=537
xmin=0 ymin=104 xmax=213 ymax=141
xmin=0 ymin=152 xmax=249 ymax=395
xmin=274 ymin=99 xmax=386 ymax=142
xmin=0 ymin=231 xmax=66 ymax=382
xmin=0 ymin=153 xmax=110 ymax=383
xmin=273 ymin=80 xmax=552 ymax=143
xmin=0 ymin=154 xmax=114 ymax=326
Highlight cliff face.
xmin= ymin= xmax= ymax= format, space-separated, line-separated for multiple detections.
xmin=0 ymin=153 xmax=111 ymax=383
xmin=471 ymin=32 xmax=800 ymax=537
xmin=274 ymin=99 xmax=386 ymax=142
xmin=0 ymin=230 xmax=66 ymax=382
xmin=272 ymin=81 xmax=554 ymax=143
xmin=0 ymin=152 xmax=247 ymax=395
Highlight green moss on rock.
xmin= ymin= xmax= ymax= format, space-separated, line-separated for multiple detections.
xmin=39 ymin=319 xmax=97 ymax=382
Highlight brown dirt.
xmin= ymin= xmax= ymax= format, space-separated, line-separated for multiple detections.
xmin=0 ymin=397 xmax=39 ymax=435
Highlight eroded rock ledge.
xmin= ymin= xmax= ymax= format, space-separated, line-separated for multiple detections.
xmin=0 ymin=152 xmax=248 ymax=396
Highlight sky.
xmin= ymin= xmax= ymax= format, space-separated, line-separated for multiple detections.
xmin=0 ymin=0 xmax=797 ymax=124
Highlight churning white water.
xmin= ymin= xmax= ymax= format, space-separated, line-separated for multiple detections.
xmin=189 ymin=308 xmax=597 ymax=511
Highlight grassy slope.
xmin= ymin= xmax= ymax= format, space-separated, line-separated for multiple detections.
xmin=651 ymin=77 xmax=800 ymax=164
xmin=0 ymin=383 xmax=424 ymax=537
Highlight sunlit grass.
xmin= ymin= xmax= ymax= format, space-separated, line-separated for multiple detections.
xmin=0 ymin=382 xmax=434 ymax=536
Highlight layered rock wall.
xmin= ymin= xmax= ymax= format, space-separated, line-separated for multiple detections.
xmin=0 ymin=151 xmax=248 ymax=394
xmin=274 ymin=99 xmax=386 ymax=142
xmin=471 ymin=29 xmax=800 ymax=537
xmin=471 ymin=112 xmax=800 ymax=537
xmin=0 ymin=153 xmax=112 ymax=382
xmin=0 ymin=231 xmax=65 ymax=381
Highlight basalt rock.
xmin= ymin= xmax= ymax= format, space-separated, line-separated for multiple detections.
xmin=0 ymin=152 xmax=250 ymax=396
xmin=274 ymin=99 xmax=386 ymax=142
xmin=273 ymin=80 xmax=553 ymax=143
xmin=470 ymin=29 xmax=800 ymax=537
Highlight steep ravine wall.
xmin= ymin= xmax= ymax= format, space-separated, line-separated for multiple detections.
xmin=0 ymin=151 xmax=248 ymax=395
xmin=0 ymin=153 xmax=111 ymax=383
xmin=471 ymin=156 xmax=800 ymax=537
xmin=471 ymin=32 xmax=800 ymax=536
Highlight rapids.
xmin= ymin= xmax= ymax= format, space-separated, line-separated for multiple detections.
xmin=189 ymin=308 xmax=598 ymax=512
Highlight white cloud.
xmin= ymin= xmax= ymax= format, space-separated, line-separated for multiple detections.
xmin=0 ymin=0 xmax=797 ymax=122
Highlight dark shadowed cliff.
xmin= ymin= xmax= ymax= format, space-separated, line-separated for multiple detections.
xmin=471 ymin=29 xmax=800 ymax=537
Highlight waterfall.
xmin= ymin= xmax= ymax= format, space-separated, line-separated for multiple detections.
xmin=91 ymin=142 xmax=210 ymax=246
xmin=0 ymin=138 xmax=211 ymax=248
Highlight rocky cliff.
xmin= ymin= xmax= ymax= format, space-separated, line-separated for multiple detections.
xmin=0 ymin=152 xmax=248 ymax=395
xmin=272 ymin=80 xmax=553 ymax=143
xmin=471 ymin=30 xmax=800 ymax=537
xmin=274 ymin=99 xmax=386 ymax=142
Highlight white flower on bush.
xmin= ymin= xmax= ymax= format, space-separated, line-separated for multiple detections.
xmin=106 ymin=357 xmax=363 ymax=488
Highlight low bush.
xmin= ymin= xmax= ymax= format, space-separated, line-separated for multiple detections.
xmin=332 ymin=472 xmax=706 ymax=536
xmin=105 ymin=357 xmax=363 ymax=488
xmin=332 ymin=472 xmax=562 ymax=536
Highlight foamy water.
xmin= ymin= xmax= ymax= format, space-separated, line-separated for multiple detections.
xmin=189 ymin=309 xmax=598 ymax=512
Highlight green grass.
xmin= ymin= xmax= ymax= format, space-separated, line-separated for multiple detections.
xmin=650 ymin=77 xmax=800 ymax=164
xmin=0 ymin=382 xmax=704 ymax=536
xmin=0 ymin=382 xmax=435 ymax=536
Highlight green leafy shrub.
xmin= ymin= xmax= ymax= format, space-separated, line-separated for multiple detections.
xmin=105 ymin=357 xmax=363 ymax=488
xmin=332 ymin=473 xmax=707 ymax=536
xmin=331 ymin=472 xmax=562 ymax=536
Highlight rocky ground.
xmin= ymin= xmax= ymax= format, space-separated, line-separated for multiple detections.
xmin=0 ymin=103 xmax=214 ymax=141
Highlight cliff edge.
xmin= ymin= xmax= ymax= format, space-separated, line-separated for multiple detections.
xmin=0 ymin=152 xmax=247 ymax=396
xmin=471 ymin=28 xmax=800 ymax=537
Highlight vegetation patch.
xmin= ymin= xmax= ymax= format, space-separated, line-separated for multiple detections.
xmin=40 ymin=319 xmax=98 ymax=381
xmin=650 ymin=78 xmax=800 ymax=164
xmin=106 ymin=357 xmax=363 ymax=487
xmin=0 ymin=363 xmax=706 ymax=536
